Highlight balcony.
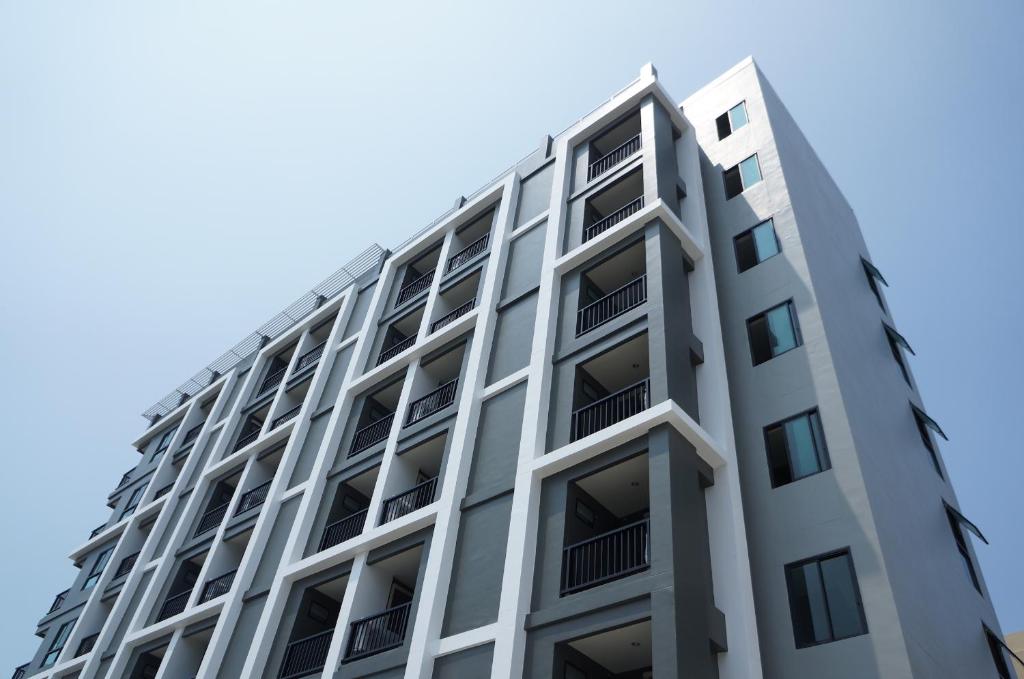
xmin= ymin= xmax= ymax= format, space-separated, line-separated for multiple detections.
xmin=293 ymin=341 xmax=327 ymax=374
xmin=577 ymin=275 xmax=647 ymax=336
xmin=181 ymin=421 xmax=204 ymax=446
xmin=377 ymin=335 xmax=416 ymax=366
xmin=445 ymin=234 xmax=489 ymax=275
xmin=235 ymin=480 xmax=272 ymax=516
xmin=430 ymin=298 xmax=475 ymax=334
xmin=198 ymin=570 xmax=236 ymax=604
xmin=114 ymin=552 xmax=140 ymax=579
xmin=557 ymin=619 xmax=651 ymax=678
xmin=405 ymin=379 xmax=458 ymax=427
xmin=194 ymin=501 xmax=230 ymax=537
xmin=157 ymin=588 xmax=192 ymax=621
xmin=587 ymin=133 xmax=642 ymax=182
xmin=74 ymin=633 xmax=99 ymax=658
xmin=154 ymin=483 xmax=174 ymax=499
xmin=572 ymin=379 xmax=650 ymax=441
xmin=257 ymin=366 xmax=287 ymax=398
xmin=319 ymin=509 xmax=368 ymax=551
xmin=397 ymin=268 xmax=434 ymax=306
xmin=89 ymin=523 xmax=107 ymax=539
xmin=12 ymin=663 xmax=27 ymax=679
xmin=344 ymin=602 xmax=412 ymax=661
xmin=349 ymin=413 xmax=395 ymax=456
xmin=271 ymin=404 xmax=302 ymax=430
xmin=47 ymin=589 xmax=69 ymax=614
xmin=278 ymin=629 xmax=332 ymax=679
xmin=234 ymin=412 xmax=265 ymax=452
xmin=380 ymin=477 xmax=437 ymax=524
xmin=584 ymin=196 xmax=644 ymax=243
xmin=561 ymin=519 xmax=650 ymax=594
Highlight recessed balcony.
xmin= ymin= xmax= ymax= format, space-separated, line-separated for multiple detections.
xmin=377 ymin=306 xmax=423 ymax=367
xmin=444 ymin=208 xmax=494 ymax=277
xmin=396 ymin=246 xmax=442 ymax=307
xmin=234 ymin=480 xmax=272 ymax=517
xmin=349 ymin=380 xmax=402 ymax=456
xmin=583 ymin=111 xmax=642 ymax=184
xmin=570 ymin=334 xmax=650 ymax=442
xmin=404 ymin=347 xmax=464 ymax=428
xmin=194 ymin=479 xmax=236 ymax=538
xmin=405 ymin=381 xmax=457 ymax=427
xmin=581 ymin=170 xmax=645 ymax=244
xmin=342 ymin=545 xmax=422 ymax=662
xmin=576 ymin=240 xmax=647 ymax=337
xmin=430 ymin=269 xmax=480 ymax=335
xmin=557 ymin=619 xmax=652 ymax=678
xmin=198 ymin=569 xmax=236 ymax=604
xmin=278 ymin=575 xmax=347 ymax=679
xmin=318 ymin=467 xmax=376 ymax=552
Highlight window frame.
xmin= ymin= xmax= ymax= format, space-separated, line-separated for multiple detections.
xmin=42 ymin=619 xmax=76 ymax=667
xmin=715 ymin=101 xmax=749 ymax=140
xmin=911 ymin=403 xmax=946 ymax=478
xmin=734 ymin=218 xmax=781 ymax=273
xmin=82 ymin=547 xmax=113 ymax=591
xmin=747 ymin=299 xmax=802 ymax=366
xmin=861 ymin=257 xmax=889 ymax=311
xmin=764 ymin=408 xmax=831 ymax=488
xmin=883 ymin=323 xmax=915 ymax=386
xmin=723 ymin=153 xmax=763 ymax=199
xmin=120 ymin=483 xmax=148 ymax=520
xmin=784 ymin=548 xmax=868 ymax=649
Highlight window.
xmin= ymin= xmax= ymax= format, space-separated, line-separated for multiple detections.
xmin=42 ymin=619 xmax=76 ymax=666
xmin=883 ymin=323 xmax=915 ymax=385
xmin=986 ymin=626 xmax=1016 ymax=679
xmin=82 ymin=547 xmax=113 ymax=590
xmin=945 ymin=503 xmax=988 ymax=593
xmin=120 ymin=483 xmax=148 ymax=520
xmin=747 ymin=300 xmax=801 ymax=365
xmin=785 ymin=550 xmax=867 ymax=648
xmin=716 ymin=101 xmax=749 ymax=140
xmin=735 ymin=218 xmax=780 ymax=272
xmin=151 ymin=425 xmax=178 ymax=461
xmin=911 ymin=404 xmax=946 ymax=478
xmin=765 ymin=410 xmax=830 ymax=487
xmin=861 ymin=257 xmax=888 ymax=310
xmin=724 ymin=154 xmax=762 ymax=199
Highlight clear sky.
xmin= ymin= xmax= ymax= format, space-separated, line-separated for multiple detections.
xmin=1 ymin=0 xmax=1021 ymax=668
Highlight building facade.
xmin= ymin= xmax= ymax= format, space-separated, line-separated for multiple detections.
xmin=11 ymin=58 xmax=1012 ymax=679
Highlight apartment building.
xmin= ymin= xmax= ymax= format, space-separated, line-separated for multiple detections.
xmin=10 ymin=58 xmax=1013 ymax=679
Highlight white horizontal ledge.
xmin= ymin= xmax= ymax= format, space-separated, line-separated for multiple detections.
xmin=125 ymin=598 xmax=225 ymax=647
xmin=434 ymin=622 xmax=500 ymax=658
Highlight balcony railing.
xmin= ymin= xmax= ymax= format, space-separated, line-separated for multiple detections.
xmin=319 ymin=509 xmax=368 ymax=551
xmin=234 ymin=427 xmax=261 ymax=452
xmin=181 ymin=421 xmax=204 ymax=446
xmin=396 ymin=268 xmax=434 ymax=305
xmin=381 ymin=477 xmax=438 ymax=524
xmin=235 ymin=480 xmax=272 ymax=516
xmin=576 ymin=275 xmax=647 ymax=336
xmin=12 ymin=663 xmax=28 ymax=679
xmin=157 ymin=588 xmax=192 ymax=621
xmin=194 ymin=501 xmax=230 ymax=537
xmin=571 ymin=379 xmax=650 ymax=442
xmin=587 ymin=133 xmax=642 ymax=182
xmin=47 ymin=589 xmax=69 ymax=614
xmin=344 ymin=602 xmax=412 ymax=661
xmin=89 ymin=523 xmax=106 ymax=539
xmin=430 ymin=298 xmax=476 ymax=334
xmin=199 ymin=570 xmax=237 ymax=604
xmin=278 ymin=629 xmax=333 ymax=679
xmin=445 ymin=234 xmax=489 ymax=274
xmin=583 ymin=196 xmax=645 ymax=243
xmin=405 ymin=379 xmax=458 ymax=426
xmin=294 ymin=341 xmax=327 ymax=373
xmin=114 ymin=552 xmax=140 ymax=579
xmin=376 ymin=335 xmax=416 ymax=366
xmin=271 ymin=405 xmax=302 ymax=430
xmin=154 ymin=483 xmax=174 ymax=499
xmin=561 ymin=518 xmax=650 ymax=594
xmin=257 ymin=366 xmax=288 ymax=397
xmin=349 ymin=413 xmax=395 ymax=455
xmin=75 ymin=633 xmax=99 ymax=657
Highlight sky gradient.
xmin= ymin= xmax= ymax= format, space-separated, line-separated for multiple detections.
xmin=1 ymin=0 xmax=1021 ymax=668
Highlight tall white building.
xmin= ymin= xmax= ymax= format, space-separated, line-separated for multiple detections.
xmin=13 ymin=58 xmax=1013 ymax=679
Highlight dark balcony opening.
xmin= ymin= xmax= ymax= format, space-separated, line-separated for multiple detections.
xmin=234 ymin=446 xmax=283 ymax=519
xmin=256 ymin=347 xmax=296 ymax=400
xmin=199 ymin=527 xmax=250 ymax=604
xmin=377 ymin=306 xmax=424 ymax=367
xmin=556 ymin=619 xmax=652 ymax=679
xmin=343 ymin=545 xmax=422 ymax=662
xmin=405 ymin=346 xmax=465 ymax=427
xmin=430 ymin=270 xmax=480 ymax=335
xmin=195 ymin=478 xmax=237 ymax=538
xmin=444 ymin=208 xmax=494 ymax=277
xmin=161 ymin=625 xmax=212 ymax=678
xmin=113 ymin=551 xmax=140 ymax=580
xmin=582 ymin=170 xmax=645 ymax=243
xmin=156 ymin=556 xmax=205 ymax=622
xmin=319 ymin=467 xmax=376 ymax=552
xmin=584 ymin=111 xmax=642 ymax=184
xmin=349 ymin=380 xmax=402 ymax=456
xmin=233 ymin=405 xmax=270 ymax=453
xmin=129 ymin=647 xmax=167 ymax=679
xmin=74 ymin=632 xmax=99 ymax=658
xmin=271 ymin=380 xmax=310 ymax=431
xmin=396 ymin=246 xmax=442 ymax=307
xmin=562 ymin=453 xmax=650 ymax=595
xmin=292 ymin=315 xmax=335 ymax=378
xmin=571 ymin=335 xmax=650 ymax=442
xmin=576 ymin=240 xmax=647 ymax=337
xmin=379 ymin=434 xmax=446 ymax=525
xmin=278 ymin=576 xmax=348 ymax=679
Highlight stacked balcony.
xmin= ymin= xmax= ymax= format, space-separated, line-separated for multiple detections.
xmin=157 ymin=588 xmax=192 ymax=621
xmin=405 ymin=380 xmax=458 ymax=426
xmin=569 ymin=334 xmax=651 ymax=442
xmin=277 ymin=575 xmax=347 ymax=679
xmin=198 ymin=570 xmax=236 ymax=604
xmin=344 ymin=603 xmax=412 ymax=661
xmin=377 ymin=307 xmax=423 ymax=367
xmin=279 ymin=630 xmax=333 ymax=679
xmin=293 ymin=340 xmax=327 ymax=374
xmin=583 ymin=111 xmax=642 ymax=185
xmin=234 ymin=480 xmax=272 ymax=516
xmin=380 ymin=477 xmax=437 ymax=524
xmin=194 ymin=501 xmax=230 ymax=537
xmin=318 ymin=469 xmax=375 ymax=552
xmin=580 ymin=169 xmax=645 ymax=244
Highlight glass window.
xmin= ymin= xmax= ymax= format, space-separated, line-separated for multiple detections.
xmin=987 ymin=629 xmax=1013 ymax=679
xmin=42 ymin=619 xmax=76 ymax=666
xmin=765 ymin=410 xmax=830 ymax=487
xmin=785 ymin=550 xmax=867 ymax=648
xmin=748 ymin=300 xmax=801 ymax=365
xmin=735 ymin=219 xmax=780 ymax=272
xmin=947 ymin=510 xmax=981 ymax=592
xmin=82 ymin=548 xmax=112 ymax=590
xmin=716 ymin=101 xmax=748 ymax=140
xmin=724 ymin=154 xmax=763 ymax=199
xmin=120 ymin=483 xmax=148 ymax=520
xmin=739 ymin=155 xmax=762 ymax=188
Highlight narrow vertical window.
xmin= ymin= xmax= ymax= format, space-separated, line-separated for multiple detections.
xmin=747 ymin=300 xmax=801 ymax=365
xmin=861 ymin=257 xmax=888 ymax=311
xmin=82 ymin=547 xmax=113 ymax=590
xmin=911 ymin=404 xmax=946 ymax=478
xmin=765 ymin=409 xmax=830 ymax=487
xmin=735 ymin=218 xmax=781 ymax=272
xmin=724 ymin=154 xmax=763 ymax=199
xmin=785 ymin=550 xmax=867 ymax=647
xmin=716 ymin=101 xmax=749 ymax=140
xmin=42 ymin=619 xmax=76 ymax=666
xmin=883 ymin=323 xmax=915 ymax=386
xmin=986 ymin=627 xmax=1014 ymax=679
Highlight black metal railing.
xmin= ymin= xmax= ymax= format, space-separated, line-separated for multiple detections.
xmin=115 ymin=471 xmax=132 ymax=489
xmin=199 ymin=570 xmax=237 ymax=604
xmin=272 ymin=405 xmax=302 ymax=429
xmin=235 ymin=480 xmax=272 ymax=516
xmin=576 ymin=275 xmax=647 ymax=336
xmin=445 ymin=234 xmax=489 ymax=274
xmin=89 ymin=523 xmax=107 ymax=539
xmin=75 ymin=633 xmax=99 ymax=657
xmin=181 ymin=421 xmax=204 ymax=445
xmin=405 ymin=379 xmax=458 ymax=426
xmin=47 ymin=589 xmax=69 ymax=614
xmin=234 ymin=427 xmax=261 ymax=452
xmin=257 ymin=366 xmax=287 ymax=397
xmin=344 ymin=602 xmax=412 ymax=661
xmin=157 ymin=588 xmax=192 ymax=621
xmin=154 ymin=483 xmax=174 ymax=499
xmin=376 ymin=335 xmax=416 ymax=366
xmin=349 ymin=413 xmax=395 ymax=456
xmin=561 ymin=518 xmax=650 ymax=594
xmin=430 ymin=298 xmax=476 ymax=334
xmin=396 ymin=269 xmax=435 ymax=305
xmin=114 ymin=552 xmax=140 ymax=579
xmin=583 ymin=196 xmax=645 ymax=243
xmin=571 ymin=379 xmax=650 ymax=441
xmin=12 ymin=663 xmax=28 ymax=679
xmin=294 ymin=341 xmax=327 ymax=373
xmin=587 ymin=133 xmax=642 ymax=182
xmin=194 ymin=501 xmax=230 ymax=537
xmin=319 ymin=509 xmax=368 ymax=551
xmin=381 ymin=477 xmax=438 ymax=524
xmin=278 ymin=629 xmax=333 ymax=679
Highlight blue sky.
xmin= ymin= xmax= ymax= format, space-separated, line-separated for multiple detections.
xmin=1 ymin=0 xmax=1021 ymax=667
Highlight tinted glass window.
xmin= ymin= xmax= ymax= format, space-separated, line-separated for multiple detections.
xmin=765 ymin=410 xmax=830 ymax=487
xmin=786 ymin=551 xmax=867 ymax=647
xmin=729 ymin=102 xmax=749 ymax=131
xmin=735 ymin=219 xmax=780 ymax=272
xmin=739 ymin=154 xmax=762 ymax=188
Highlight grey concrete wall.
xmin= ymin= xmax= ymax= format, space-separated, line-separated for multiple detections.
xmin=515 ymin=162 xmax=554 ymax=228
xmin=487 ymin=293 xmax=537 ymax=384
xmin=432 ymin=643 xmax=494 ymax=679
xmin=215 ymin=596 xmax=267 ymax=679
